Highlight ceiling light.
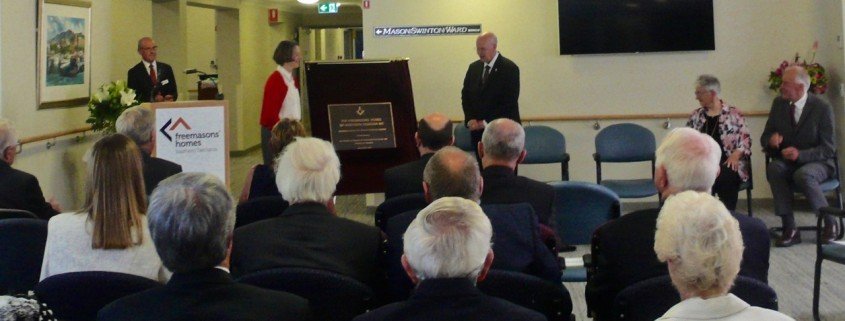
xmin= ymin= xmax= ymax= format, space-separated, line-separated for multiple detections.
xmin=298 ymin=0 xmax=319 ymax=4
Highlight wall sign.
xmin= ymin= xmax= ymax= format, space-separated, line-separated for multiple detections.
xmin=374 ymin=24 xmax=481 ymax=37
xmin=327 ymin=102 xmax=396 ymax=151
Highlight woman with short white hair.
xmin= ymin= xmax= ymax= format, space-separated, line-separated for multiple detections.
xmin=654 ymin=191 xmax=792 ymax=320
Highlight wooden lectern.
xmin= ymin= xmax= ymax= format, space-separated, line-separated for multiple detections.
xmin=305 ymin=59 xmax=418 ymax=195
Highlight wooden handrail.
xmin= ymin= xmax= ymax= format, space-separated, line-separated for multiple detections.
xmin=18 ymin=125 xmax=93 ymax=145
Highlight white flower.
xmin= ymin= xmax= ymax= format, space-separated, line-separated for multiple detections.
xmin=92 ymin=89 xmax=108 ymax=103
xmin=120 ymin=89 xmax=137 ymax=106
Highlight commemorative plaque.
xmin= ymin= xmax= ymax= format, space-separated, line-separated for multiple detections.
xmin=327 ymin=102 xmax=397 ymax=151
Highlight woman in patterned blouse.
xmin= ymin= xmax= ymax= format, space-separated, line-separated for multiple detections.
xmin=686 ymin=75 xmax=752 ymax=211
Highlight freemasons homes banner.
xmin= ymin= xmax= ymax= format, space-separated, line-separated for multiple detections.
xmin=150 ymin=101 xmax=230 ymax=185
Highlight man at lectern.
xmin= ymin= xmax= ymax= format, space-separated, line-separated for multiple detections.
xmin=461 ymin=32 xmax=520 ymax=158
xmin=128 ymin=37 xmax=178 ymax=103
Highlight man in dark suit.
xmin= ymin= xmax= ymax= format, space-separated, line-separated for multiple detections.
xmin=461 ymin=32 xmax=520 ymax=158
xmin=0 ymin=119 xmax=61 ymax=219
xmin=127 ymin=37 xmax=178 ymax=103
xmin=384 ymin=112 xmax=454 ymax=199
xmin=585 ymin=128 xmax=770 ymax=321
xmin=761 ymin=65 xmax=837 ymax=246
xmin=478 ymin=118 xmax=557 ymax=241
xmin=98 ymin=173 xmax=309 ymax=321
xmin=116 ymin=106 xmax=182 ymax=195
xmin=231 ymin=137 xmax=384 ymax=289
xmin=355 ymin=197 xmax=545 ymax=321
xmin=384 ymin=147 xmax=560 ymax=300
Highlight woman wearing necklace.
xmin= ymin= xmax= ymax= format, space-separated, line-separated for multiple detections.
xmin=686 ymin=75 xmax=752 ymax=211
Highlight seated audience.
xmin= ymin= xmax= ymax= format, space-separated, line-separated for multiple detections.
xmin=478 ymin=118 xmax=558 ymax=248
xmin=654 ymin=191 xmax=792 ymax=321
xmin=384 ymin=146 xmax=560 ymax=300
xmin=0 ymin=118 xmax=61 ymax=219
xmin=686 ymin=74 xmax=751 ymax=211
xmin=115 ymin=106 xmax=182 ymax=195
xmin=585 ymin=128 xmax=769 ymax=321
xmin=231 ymin=137 xmax=384 ymax=288
xmin=40 ymin=134 xmax=168 ymax=282
xmin=98 ymin=173 xmax=309 ymax=321
xmin=354 ymin=197 xmax=546 ymax=321
xmin=239 ymin=118 xmax=306 ymax=203
xmin=384 ymin=112 xmax=453 ymax=199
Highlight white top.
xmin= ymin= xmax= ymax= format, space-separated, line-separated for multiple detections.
xmin=40 ymin=212 xmax=170 ymax=283
xmin=657 ymin=294 xmax=794 ymax=321
xmin=277 ymin=65 xmax=301 ymax=120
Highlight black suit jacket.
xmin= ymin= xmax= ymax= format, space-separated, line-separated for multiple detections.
xmin=584 ymin=208 xmax=771 ymax=321
xmin=231 ymin=203 xmax=384 ymax=289
xmin=127 ymin=61 xmax=178 ymax=103
xmin=97 ymin=268 xmax=309 ymax=321
xmin=383 ymin=153 xmax=433 ymax=199
xmin=461 ymin=53 xmax=520 ymax=126
xmin=481 ymin=166 xmax=555 ymax=227
xmin=142 ymin=152 xmax=182 ymax=195
xmin=0 ymin=161 xmax=57 ymax=219
xmin=352 ymin=278 xmax=545 ymax=321
xmin=760 ymin=94 xmax=835 ymax=167
xmin=384 ymin=203 xmax=560 ymax=301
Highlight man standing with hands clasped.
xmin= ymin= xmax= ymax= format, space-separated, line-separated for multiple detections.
xmin=128 ymin=37 xmax=178 ymax=103
xmin=761 ymin=65 xmax=837 ymax=247
xmin=461 ymin=32 xmax=520 ymax=159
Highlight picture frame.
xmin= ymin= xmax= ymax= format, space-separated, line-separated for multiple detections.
xmin=37 ymin=0 xmax=92 ymax=109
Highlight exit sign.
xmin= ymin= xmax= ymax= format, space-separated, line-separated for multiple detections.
xmin=318 ymin=2 xmax=340 ymax=14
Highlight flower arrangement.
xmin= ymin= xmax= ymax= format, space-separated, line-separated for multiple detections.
xmin=768 ymin=41 xmax=828 ymax=94
xmin=85 ymin=80 xmax=139 ymax=133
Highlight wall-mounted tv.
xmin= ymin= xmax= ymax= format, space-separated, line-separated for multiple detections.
xmin=558 ymin=0 xmax=715 ymax=55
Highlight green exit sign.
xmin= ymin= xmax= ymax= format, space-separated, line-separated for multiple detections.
xmin=318 ymin=2 xmax=341 ymax=14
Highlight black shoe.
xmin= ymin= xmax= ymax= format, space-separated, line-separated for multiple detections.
xmin=822 ymin=223 xmax=838 ymax=244
xmin=775 ymin=228 xmax=801 ymax=247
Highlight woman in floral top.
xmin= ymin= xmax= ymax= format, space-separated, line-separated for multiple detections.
xmin=686 ymin=75 xmax=751 ymax=211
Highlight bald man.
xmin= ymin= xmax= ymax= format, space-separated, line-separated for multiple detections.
xmin=383 ymin=113 xmax=454 ymax=199
xmin=127 ymin=37 xmax=178 ymax=103
xmin=461 ymin=32 xmax=520 ymax=158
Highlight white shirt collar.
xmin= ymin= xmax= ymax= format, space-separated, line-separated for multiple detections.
xmin=142 ymin=60 xmax=156 ymax=74
xmin=659 ymin=294 xmax=749 ymax=319
xmin=794 ymin=91 xmax=808 ymax=109
xmin=485 ymin=52 xmax=500 ymax=69
xmin=215 ymin=266 xmax=231 ymax=274
xmin=277 ymin=65 xmax=294 ymax=83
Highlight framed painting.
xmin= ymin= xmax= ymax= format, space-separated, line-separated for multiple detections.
xmin=37 ymin=0 xmax=91 ymax=109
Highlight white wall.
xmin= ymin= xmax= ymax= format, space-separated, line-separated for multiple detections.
xmin=362 ymin=0 xmax=845 ymax=201
xmin=0 ymin=0 xmax=153 ymax=209
xmin=186 ymin=6 xmax=217 ymax=78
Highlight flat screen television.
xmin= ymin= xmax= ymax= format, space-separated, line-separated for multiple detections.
xmin=558 ymin=0 xmax=715 ymax=55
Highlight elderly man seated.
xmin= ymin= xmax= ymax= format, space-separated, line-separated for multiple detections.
xmin=354 ymin=197 xmax=545 ymax=321
xmin=0 ymin=118 xmax=61 ymax=219
xmin=116 ymin=106 xmax=182 ymax=195
xmin=231 ymin=137 xmax=384 ymax=289
xmin=654 ymin=191 xmax=792 ymax=321
xmin=98 ymin=173 xmax=309 ymax=321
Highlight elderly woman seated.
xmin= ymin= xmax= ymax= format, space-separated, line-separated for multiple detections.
xmin=654 ymin=191 xmax=792 ymax=321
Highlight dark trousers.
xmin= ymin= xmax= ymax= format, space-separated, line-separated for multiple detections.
xmin=261 ymin=126 xmax=273 ymax=166
xmin=470 ymin=129 xmax=483 ymax=163
xmin=713 ymin=163 xmax=742 ymax=211
xmin=766 ymin=158 xmax=835 ymax=229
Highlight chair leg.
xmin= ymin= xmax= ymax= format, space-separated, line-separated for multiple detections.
xmin=813 ymin=257 xmax=823 ymax=321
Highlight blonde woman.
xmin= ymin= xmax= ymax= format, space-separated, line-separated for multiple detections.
xmin=239 ymin=119 xmax=307 ymax=203
xmin=40 ymin=134 xmax=168 ymax=282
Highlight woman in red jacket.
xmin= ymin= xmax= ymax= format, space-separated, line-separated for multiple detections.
xmin=260 ymin=40 xmax=302 ymax=165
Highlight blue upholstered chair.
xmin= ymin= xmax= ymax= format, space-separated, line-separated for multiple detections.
xmin=374 ymin=193 xmax=427 ymax=232
xmin=0 ymin=208 xmax=38 ymax=220
xmin=593 ymin=123 xmax=658 ymax=199
xmin=235 ymin=195 xmax=289 ymax=228
xmin=478 ymin=269 xmax=575 ymax=321
xmin=35 ymin=271 xmax=161 ymax=321
xmin=237 ymin=267 xmax=375 ymax=321
xmin=551 ymin=181 xmax=620 ymax=282
xmin=0 ymin=218 xmax=47 ymax=295
xmin=814 ymin=207 xmax=845 ymax=321
xmin=611 ymin=275 xmax=777 ymax=321
xmin=453 ymin=123 xmax=474 ymax=153
xmin=522 ymin=125 xmax=570 ymax=181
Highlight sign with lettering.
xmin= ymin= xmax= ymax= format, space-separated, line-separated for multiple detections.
xmin=327 ymin=102 xmax=396 ymax=151
xmin=151 ymin=101 xmax=230 ymax=185
xmin=318 ymin=2 xmax=340 ymax=14
xmin=374 ymin=24 xmax=481 ymax=37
